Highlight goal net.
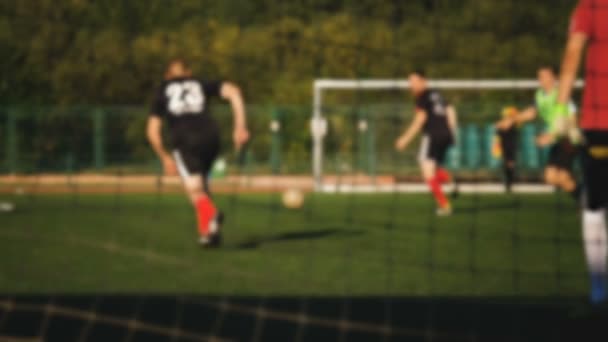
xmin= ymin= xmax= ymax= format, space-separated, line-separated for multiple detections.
xmin=311 ymin=78 xmax=583 ymax=193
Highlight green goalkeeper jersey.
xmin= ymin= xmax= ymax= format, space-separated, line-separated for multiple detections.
xmin=535 ymin=88 xmax=576 ymax=134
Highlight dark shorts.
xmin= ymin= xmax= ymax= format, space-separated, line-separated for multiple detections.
xmin=582 ymin=130 xmax=608 ymax=211
xmin=172 ymin=130 xmax=221 ymax=179
xmin=498 ymin=129 xmax=517 ymax=163
xmin=418 ymin=133 xmax=453 ymax=165
xmin=546 ymin=138 xmax=577 ymax=170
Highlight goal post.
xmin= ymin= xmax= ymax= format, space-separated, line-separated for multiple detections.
xmin=311 ymin=79 xmax=585 ymax=192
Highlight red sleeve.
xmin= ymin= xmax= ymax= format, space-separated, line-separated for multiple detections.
xmin=569 ymin=0 xmax=593 ymax=36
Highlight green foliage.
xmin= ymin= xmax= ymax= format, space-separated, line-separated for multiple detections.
xmin=0 ymin=0 xmax=576 ymax=105
xmin=0 ymin=1 xmax=578 ymax=172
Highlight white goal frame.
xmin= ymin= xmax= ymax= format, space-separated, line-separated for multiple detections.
xmin=311 ymin=78 xmax=584 ymax=192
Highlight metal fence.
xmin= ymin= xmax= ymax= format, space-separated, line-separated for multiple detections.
xmin=1 ymin=103 xmax=560 ymax=178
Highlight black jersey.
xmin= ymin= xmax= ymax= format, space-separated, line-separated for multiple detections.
xmin=415 ymin=89 xmax=452 ymax=138
xmin=497 ymin=126 xmax=518 ymax=162
xmin=150 ymin=77 xmax=222 ymax=147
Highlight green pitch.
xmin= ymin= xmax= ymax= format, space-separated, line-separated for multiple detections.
xmin=0 ymin=192 xmax=588 ymax=296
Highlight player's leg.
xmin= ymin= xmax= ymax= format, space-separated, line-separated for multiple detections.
xmin=435 ymin=166 xmax=451 ymax=184
xmin=544 ymin=166 xmax=560 ymax=187
xmin=544 ymin=143 xmax=562 ymax=188
xmin=558 ymin=154 xmax=581 ymax=200
xmin=504 ymin=160 xmax=516 ymax=193
xmin=556 ymin=168 xmax=578 ymax=196
xmin=500 ymin=135 xmax=517 ymax=193
xmin=550 ymin=139 xmax=580 ymax=198
xmin=173 ymin=148 xmax=219 ymax=246
xmin=580 ymin=130 xmax=608 ymax=304
xmin=419 ymin=135 xmax=450 ymax=215
xmin=421 ymin=159 xmax=451 ymax=212
xmin=199 ymin=137 xmax=223 ymax=245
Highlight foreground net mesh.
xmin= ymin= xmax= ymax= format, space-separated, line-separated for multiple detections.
xmin=0 ymin=295 xmax=604 ymax=342
xmin=1 ymin=0 xmax=607 ymax=341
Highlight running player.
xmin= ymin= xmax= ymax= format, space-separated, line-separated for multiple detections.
xmin=395 ymin=70 xmax=458 ymax=216
xmin=494 ymin=106 xmax=520 ymax=193
xmin=147 ymin=59 xmax=249 ymax=247
xmin=556 ymin=0 xmax=608 ymax=304
xmin=511 ymin=66 xmax=580 ymax=198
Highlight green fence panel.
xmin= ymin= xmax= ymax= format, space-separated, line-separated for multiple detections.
xmin=485 ymin=124 xmax=500 ymax=169
xmin=464 ymin=124 xmax=481 ymax=169
xmin=269 ymin=107 xmax=281 ymax=174
xmin=357 ymin=109 xmax=367 ymax=172
xmin=367 ymin=113 xmax=376 ymax=176
xmin=446 ymin=126 xmax=465 ymax=170
xmin=5 ymin=109 xmax=18 ymax=173
xmin=520 ymin=124 xmax=540 ymax=170
xmin=93 ymin=109 xmax=105 ymax=170
xmin=356 ymin=109 xmax=376 ymax=175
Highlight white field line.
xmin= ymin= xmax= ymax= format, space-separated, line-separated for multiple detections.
xmin=318 ymin=183 xmax=554 ymax=194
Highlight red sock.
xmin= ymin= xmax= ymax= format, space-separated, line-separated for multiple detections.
xmin=435 ymin=168 xmax=451 ymax=184
xmin=428 ymin=177 xmax=449 ymax=208
xmin=195 ymin=196 xmax=217 ymax=236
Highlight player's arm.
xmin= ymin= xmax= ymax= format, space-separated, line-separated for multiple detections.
xmin=446 ymin=105 xmax=458 ymax=140
xmin=146 ymin=116 xmax=177 ymax=175
xmin=220 ymin=82 xmax=250 ymax=150
xmin=395 ymin=110 xmax=427 ymax=151
xmin=555 ymin=33 xmax=587 ymax=144
xmin=558 ymin=33 xmax=587 ymax=105
xmin=495 ymin=117 xmax=513 ymax=130
xmin=513 ymin=106 xmax=537 ymax=125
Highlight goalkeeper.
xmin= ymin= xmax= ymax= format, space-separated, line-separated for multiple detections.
xmin=510 ymin=65 xmax=581 ymax=199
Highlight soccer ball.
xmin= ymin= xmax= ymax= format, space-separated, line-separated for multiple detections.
xmin=282 ymin=188 xmax=304 ymax=209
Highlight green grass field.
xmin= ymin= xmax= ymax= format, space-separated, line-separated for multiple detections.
xmin=0 ymin=192 xmax=589 ymax=296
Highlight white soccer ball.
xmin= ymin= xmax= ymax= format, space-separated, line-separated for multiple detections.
xmin=282 ymin=188 xmax=305 ymax=209
xmin=0 ymin=202 xmax=15 ymax=213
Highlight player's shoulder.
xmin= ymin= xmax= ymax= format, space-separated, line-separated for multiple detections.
xmin=164 ymin=76 xmax=201 ymax=84
xmin=428 ymin=89 xmax=446 ymax=102
xmin=418 ymin=89 xmax=434 ymax=100
xmin=429 ymin=89 xmax=442 ymax=97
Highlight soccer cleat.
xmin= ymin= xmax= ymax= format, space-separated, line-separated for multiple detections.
xmin=208 ymin=230 xmax=222 ymax=247
xmin=436 ymin=204 xmax=452 ymax=217
xmin=590 ymin=275 xmax=607 ymax=305
xmin=199 ymin=232 xmax=221 ymax=248
xmin=200 ymin=212 xmax=224 ymax=248
xmin=198 ymin=235 xmax=212 ymax=247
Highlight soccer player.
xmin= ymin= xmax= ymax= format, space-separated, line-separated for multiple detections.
xmin=511 ymin=66 xmax=580 ymax=198
xmin=147 ymin=59 xmax=249 ymax=247
xmin=494 ymin=106 xmax=520 ymax=193
xmin=395 ymin=70 xmax=458 ymax=216
xmin=555 ymin=0 xmax=608 ymax=304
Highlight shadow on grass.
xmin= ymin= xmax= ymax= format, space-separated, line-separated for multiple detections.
xmin=233 ymin=228 xmax=364 ymax=249
xmin=455 ymin=202 xmax=520 ymax=214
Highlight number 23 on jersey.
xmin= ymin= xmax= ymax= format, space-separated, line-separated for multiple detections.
xmin=166 ymin=81 xmax=205 ymax=116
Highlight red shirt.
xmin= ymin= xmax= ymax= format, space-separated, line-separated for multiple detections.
xmin=570 ymin=0 xmax=608 ymax=130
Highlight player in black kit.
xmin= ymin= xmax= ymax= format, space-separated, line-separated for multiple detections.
xmin=395 ymin=70 xmax=458 ymax=216
xmin=147 ymin=59 xmax=249 ymax=247
xmin=494 ymin=106 xmax=520 ymax=193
